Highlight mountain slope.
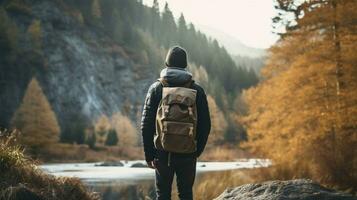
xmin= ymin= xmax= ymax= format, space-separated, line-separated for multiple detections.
xmin=0 ymin=0 xmax=259 ymax=145
xmin=196 ymin=24 xmax=266 ymax=58
xmin=0 ymin=0 xmax=154 ymax=142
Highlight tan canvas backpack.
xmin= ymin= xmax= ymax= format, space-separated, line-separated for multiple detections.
xmin=154 ymin=78 xmax=197 ymax=154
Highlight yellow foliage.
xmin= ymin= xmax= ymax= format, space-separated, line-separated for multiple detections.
xmin=27 ymin=19 xmax=42 ymax=50
xmin=94 ymin=115 xmax=110 ymax=145
xmin=11 ymin=78 xmax=60 ymax=156
xmin=93 ymin=112 xmax=138 ymax=147
xmin=173 ymin=170 xmax=255 ymax=200
xmin=242 ymin=0 xmax=357 ymax=191
xmin=111 ymin=112 xmax=138 ymax=147
xmin=206 ymin=95 xmax=227 ymax=146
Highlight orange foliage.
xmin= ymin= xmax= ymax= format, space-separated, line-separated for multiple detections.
xmin=11 ymin=78 xmax=60 ymax=156
xmin=94 ymin=112 xmax=138 ymax=147
xmin=206 ymin=95 xmax=227 ymax=146
xmin=242 ymin=0 xmax=357 ymax=191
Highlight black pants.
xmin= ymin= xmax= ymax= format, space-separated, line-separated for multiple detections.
xmin=154 ymin=153 xmax=196 ymax=200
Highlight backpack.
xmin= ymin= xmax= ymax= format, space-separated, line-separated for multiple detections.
xmin=154 ymin=78 xmax=197 ymax=154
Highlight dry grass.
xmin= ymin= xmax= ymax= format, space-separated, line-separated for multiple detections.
xmin=194 ymin=170 xmax=255 ymax=200
xmin=199 ymin=145 xmax=251 ymax=161
xmin=169 ymin=169 xmax=260 ymax=200
xmin=191 ymin=167 xmax=295 ymax=200
xmin=0 ymin=130 xmax=98 ymax=200
xmin=36 ymin=143 xmax=143 ymax=163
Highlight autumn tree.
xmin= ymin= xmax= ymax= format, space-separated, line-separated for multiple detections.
xmin=27 ymin=19 xmax=42 ymax=52
xmin=94 ymin=114 xmax=110 ymax=146
xmin=11 ymin=78 xmax=60 ymax=156
xmin=243 ymin=0 xmax=357 ymax=191
xmin=206 ymin=95 xmax=227 ymax=146
xmin=111 ymin=112 xmax=138 ymax=147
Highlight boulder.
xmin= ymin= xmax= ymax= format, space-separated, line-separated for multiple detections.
xmin=214 ymin=179 xmax=356 ymax=200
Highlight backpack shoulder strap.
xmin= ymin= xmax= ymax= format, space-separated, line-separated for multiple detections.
xmin=158 ymin=78 xmax=195 ymax=88
xmin=183 ymin=80 xmax=194 ymax=88
xmin=158 ymin=78 xmax=169 ymax=87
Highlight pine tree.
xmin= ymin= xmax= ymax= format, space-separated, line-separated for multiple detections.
xmin=161 ymin=2 xmax=177 ymax=47
xmin=150 ymin=0 xmax=161 ymax=39
xmin=178 ymin=13 xmax=187 ymax=45
xmin=0 ymin=8 xmax=18 ymax=59
xmin=85 ymin=126 xmax=96 ymax=149
xmin=112 ymin=8 xmax=123 ymax=43
xmin=11 ymin=78 xmax=60 ymax=156
xmin=105 ymin=129 xmax=118 ymax=146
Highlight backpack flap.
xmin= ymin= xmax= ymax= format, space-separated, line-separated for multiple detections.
xmin=162 ymin=87 xmax=197 ymax=122
xmin=162 ymin=87 xmax=196 ymax=106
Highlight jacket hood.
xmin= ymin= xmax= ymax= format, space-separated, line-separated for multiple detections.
xmin=160 ymin=67 xmax=192 ymax=85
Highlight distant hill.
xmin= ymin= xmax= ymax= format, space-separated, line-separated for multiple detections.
xmin=232 ymin=55 xmax=265 ymax=75
xmin=196 ymin=24 xmax=266 ymax=58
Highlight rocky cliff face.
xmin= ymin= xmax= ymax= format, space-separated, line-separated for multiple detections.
xmin=214 ymin=179 xmax=356 ymax=200
xmin=0 ymin=0 xmax=155 ymax=137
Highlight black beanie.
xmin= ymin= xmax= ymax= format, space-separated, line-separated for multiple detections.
xmin=165 ymin=46 xmax=188 ymax=68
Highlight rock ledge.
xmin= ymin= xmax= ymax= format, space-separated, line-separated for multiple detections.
xmin=214 ymin=179 xmax=356 ymax=200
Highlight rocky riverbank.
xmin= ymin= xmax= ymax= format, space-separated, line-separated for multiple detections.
xmin=215 ymin=179 xmax=356 ymax=200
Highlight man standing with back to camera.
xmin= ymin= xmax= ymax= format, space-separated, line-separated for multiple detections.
xmin=141 ymin=46 xmax=211 ymax=200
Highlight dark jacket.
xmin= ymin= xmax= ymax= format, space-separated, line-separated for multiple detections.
xmin=141 ymin=67 xmax=211 ymax=162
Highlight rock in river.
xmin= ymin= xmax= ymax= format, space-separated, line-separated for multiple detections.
xmin=130 ymin=162 xmax=147 ymax=168
xmin=95 ymin=161 xmax=124 ymax=167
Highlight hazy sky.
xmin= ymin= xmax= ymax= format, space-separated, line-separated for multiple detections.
xmin=143 ymin=0 xmax=279 ymax=49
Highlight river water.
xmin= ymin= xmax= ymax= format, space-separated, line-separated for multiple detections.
xmin=41 ymin=159 xmax=270 ymax=199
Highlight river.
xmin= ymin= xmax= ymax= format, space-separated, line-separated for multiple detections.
xmin=41 ymin=159 xmax=270 ymax=199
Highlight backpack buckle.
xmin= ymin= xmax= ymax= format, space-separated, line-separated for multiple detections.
xmin=188 ymin=107 xmax=193 ymax=117
xmin=189 ymin=127 xmax=193 ymax=137
xmin=162 ymin=105 xmax=170 ymax=118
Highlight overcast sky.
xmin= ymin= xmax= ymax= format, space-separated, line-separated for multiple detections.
xmin=142 ymin=0 xmax=279 ymax=49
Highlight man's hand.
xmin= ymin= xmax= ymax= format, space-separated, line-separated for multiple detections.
xmin=146 ymin=160 xmax=156 ymax=169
